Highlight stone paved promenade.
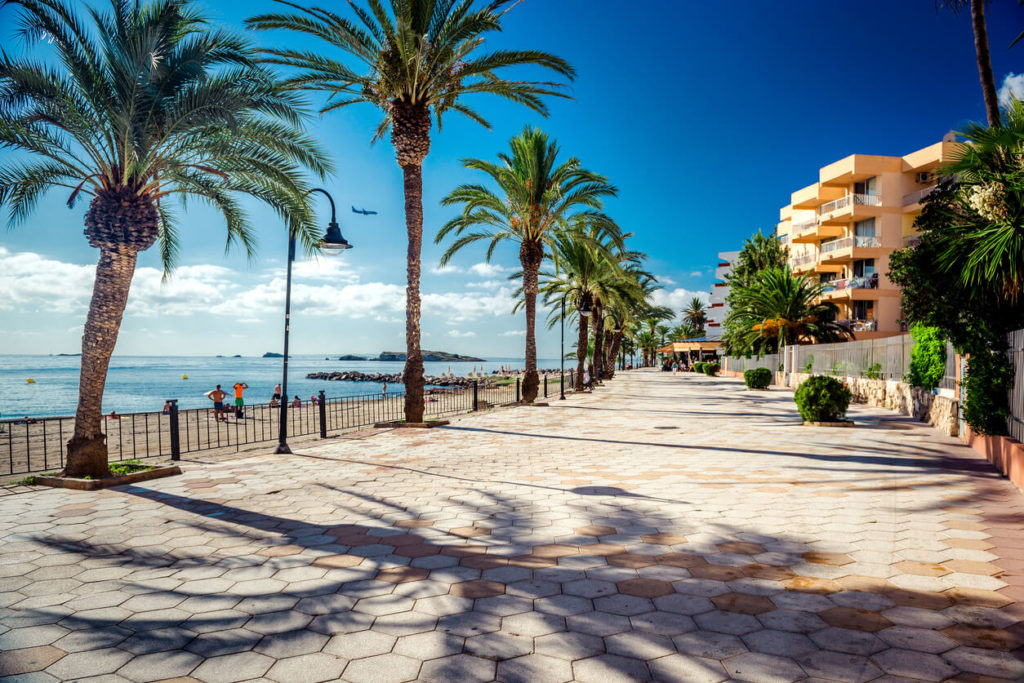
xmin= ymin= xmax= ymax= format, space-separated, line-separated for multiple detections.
xmin=3 ymin=369 xmax=1024 ymax=682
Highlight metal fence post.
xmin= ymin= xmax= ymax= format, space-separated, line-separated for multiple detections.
xmin=318 ymin=390 xmax=327 ymax=438
xmin=544 ymin=374 xmax=548 ymax=398
xmin=473 ymin=380 xmax=479 ymax=411
xmin=168 ymin=399 xmax=180 ymax=461
xmin=515 ymin=377 xmax=520 ymax=403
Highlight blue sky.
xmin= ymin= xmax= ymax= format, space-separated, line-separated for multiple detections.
xmin=2 ymin=0 xmax=1023 ymax=357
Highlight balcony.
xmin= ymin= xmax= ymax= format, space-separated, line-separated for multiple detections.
xmin=819 ymin=235 xmax=882 ymax=260
xmin=779 ymin=234 xmax=790 ymax=244
xmin=839 ymin=319 xmax=879 ymax=332
xmin=818 ymin=193 xmax=883 ymax=225
xmin=902 ymin=185 xmax=935 ymax=208
xmin=902 ymin=234 xmax=921 ymax=248
xmin=819 ymin=274 xmax=879 ymax=301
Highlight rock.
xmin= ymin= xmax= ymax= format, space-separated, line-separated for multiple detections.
xmin=377 ymin=350 xmax=486 ymax=362
xmin=338 ymin=355 xmax=367 ymax=361
xmin=263 ymin=352 xmax=283 ymax=358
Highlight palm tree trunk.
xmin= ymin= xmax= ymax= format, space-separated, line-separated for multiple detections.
xmin=971 ymin=0 xmax=1001 ymax=126
xmin=606 ymin=330 xmax=622 ymax=379
xmin=65 ymin=246 xmax=138 ymax=477
xmin=591 ymin=305 xmax=604 ymax=383
xmin=402 ymin=163 xmax=425 ymax=423
xmin=520 ymin=241 xmax=543 ymax=403
xmin=575 ymin=307 xmax=588 ymax=391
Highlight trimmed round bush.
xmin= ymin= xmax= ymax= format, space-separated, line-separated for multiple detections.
xmin=693 ymin=362 xmax=705 ymax=373
xmin=703 ymin=362 xmax=720 ymax=376
xmin=744 ymin=368 xmax=772 ymax=390
xmin=794 ymin=375 xmax=852 ymax=423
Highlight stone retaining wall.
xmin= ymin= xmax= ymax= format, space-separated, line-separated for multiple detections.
xmin=785 ymin=372 xmax=959 ymax=437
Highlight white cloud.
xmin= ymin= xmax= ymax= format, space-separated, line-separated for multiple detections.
xmin=501 ymin=330 xmax=526 ymax=337
xmin=449 ymin=330 xmax=476 ymax=338
xmin=429 ymin=264 xmax=462 ymax=275
xmin=469 ymin=262 xmax=512 ymax=277
xmin=466 ymin=280 xmax=505 ymax=290
xmin=688 ymin=271 xmax=703 ymax=278
xmin=999 ymin=72 xmax=1024 ymax=106
xmin=0 ymin=247 xmax=95 ymax=314
xmin=651 ymin=288 xmax=708 ymax=315
xmin=656 ymin=275 xmax=677 ymax=285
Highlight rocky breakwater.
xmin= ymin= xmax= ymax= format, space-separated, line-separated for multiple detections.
xmin=306 ymin=371 xmax=479 ymax=387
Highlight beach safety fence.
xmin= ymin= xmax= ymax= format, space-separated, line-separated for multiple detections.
xmin=1 ymin=372 xmax=575 ymax=478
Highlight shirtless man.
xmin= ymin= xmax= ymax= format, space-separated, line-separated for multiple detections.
xmin=207 ymin=384 xmax=228 ymax=421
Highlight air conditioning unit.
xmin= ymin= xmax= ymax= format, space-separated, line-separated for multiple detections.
xmin=916 ymin=172 xmax=931 ymax=184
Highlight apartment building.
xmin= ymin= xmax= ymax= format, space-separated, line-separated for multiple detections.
xmin=775 ymin=133 xmax=957 ymax=339
xmin=706 ymin=250 xmax=739 ymax=340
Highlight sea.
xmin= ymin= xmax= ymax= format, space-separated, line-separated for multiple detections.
xmin=0 ymin=355 xmax=565 ymax=419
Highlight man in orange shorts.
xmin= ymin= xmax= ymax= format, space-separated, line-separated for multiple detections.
xmin=232 ymin=382 xmax=249 ymax=418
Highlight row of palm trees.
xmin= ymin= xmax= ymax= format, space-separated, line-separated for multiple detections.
xmin=0 ymin=0 xmax=665 ymax=476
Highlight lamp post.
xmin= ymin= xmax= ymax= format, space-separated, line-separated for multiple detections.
xmin=276 ymin=188 xmax=351 ymax=455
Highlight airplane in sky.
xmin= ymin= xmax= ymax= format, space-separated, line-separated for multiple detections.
xmin=352 ymin=206 xmax=378 ymax=215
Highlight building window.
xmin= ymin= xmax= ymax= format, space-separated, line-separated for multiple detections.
xmin=854 ymin=177 xmax=877 ymax=196
xmin=853 ymin=300 xmax=875 ymax=320
xmin=853 ymin=259 xmax=875 ymax=277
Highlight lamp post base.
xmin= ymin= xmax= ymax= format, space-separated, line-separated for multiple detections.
xmin=275 ymin=443 xmax=292 ymax=455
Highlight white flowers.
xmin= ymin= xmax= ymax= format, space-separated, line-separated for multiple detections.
xmin=967 ymin=182 xmax=1012 ymax=222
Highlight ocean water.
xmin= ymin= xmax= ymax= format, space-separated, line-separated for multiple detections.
xmin=0 ymin=355 xmax=565 ymax=418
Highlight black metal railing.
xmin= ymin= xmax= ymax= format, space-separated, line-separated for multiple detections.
xmin=2 ymin=371 xmax=577 ymax=477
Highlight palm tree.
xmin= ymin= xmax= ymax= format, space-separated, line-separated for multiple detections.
xmin=437 ymin=127 xmax=617 ymax=402
xmin=0 ymin=0 xmax=329 ymax=477
xmin=939 ymin=0 xmax=1000 ymax=125
xmin=723 ymin=267 xmax=853 ymax=355
xmin=933 ymin=98 xmax=1024 ymax=300
xmin=683 ymin=297 xmax=707 ymax=333
xmin=727 ymin=229 xmax=789 ymax=289
xmin=248 ymin=0 xmax=573 ymax=422
xmin=538 ymin=223 xmax=626 ymax=390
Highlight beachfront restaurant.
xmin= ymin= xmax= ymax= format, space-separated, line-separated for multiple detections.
xmin=657 ymin=337 xmax=722 ymax=366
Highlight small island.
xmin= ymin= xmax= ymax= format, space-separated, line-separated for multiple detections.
xmin=262 ymin=352 xmax=283 ymax=358
xmin=338 ymin=354 xmax=367 ymax=361
xmin=377 ymin=350 xmax=485 ymax=362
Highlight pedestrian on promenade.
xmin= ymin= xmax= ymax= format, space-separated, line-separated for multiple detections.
xmin=207 ymin=385 xmax=228 ymax=421
xmin=232 ymin=382 xmax=248 ymax=418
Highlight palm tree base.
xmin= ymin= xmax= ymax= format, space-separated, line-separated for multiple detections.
xmin=63 ymin=435 xmax=111 ymax=478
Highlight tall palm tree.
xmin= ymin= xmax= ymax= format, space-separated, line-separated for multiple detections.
xmin=601 ymin=264 xmax=658 ymax=379
xmin=939 ymin=0 xmax=1000 ymax=125
xmin=248 ymin=0 xmax=573 ymax=422
xmin=0 ymin=0 xmax=329 ymax=477
xmin=437 ymin=127 xmax=617 ymax=402
xmin=727 ymin=229 xmax=789 ymax=289
xmin=683 ymin=297 xmax=707 ymax=333
xmin=723 ymin=267 xmax=853 ymax=355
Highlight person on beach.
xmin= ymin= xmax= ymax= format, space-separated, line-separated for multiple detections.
xmin=272 ymin=383 xmax=282 ymax=403
xmin=292 ymin=395 xmax=301 ymax=408
xmin=162 ymin=401 xmax=171 ymax=415
xmin=107 ymin=410 xmax=119 ymax=420
xmin=207 ymin=385 xmax=228 ymax=421
xmin=232 ymin=382 xmax=248 ymax=418
xmin=382 ymin=380 xmax=387 ymax=396
xmin=310 ymin=394 xmax=318 ymax=406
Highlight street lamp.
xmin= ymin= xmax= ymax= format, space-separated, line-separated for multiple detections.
xmin=276 ymin=188 xmax=351 ymax=455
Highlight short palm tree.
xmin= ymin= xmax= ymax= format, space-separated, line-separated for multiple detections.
xmin=248 ymin=0 xmax=574 ymax=422
xmin=934 ymin=98 xmax=1024 ymax=300
xmin=683 ymin=297 xmax=707 ymax=333
xmin=724 ymin=267 xmax=853 ymax=355
xmin=437 ymin=127 xmax=617 ymax=402
xmin=0 ymin=0 xmax=330 ymax=477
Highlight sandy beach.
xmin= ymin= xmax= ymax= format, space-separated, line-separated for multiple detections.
xmin=1 ymin=375 xmax=571 ymax=480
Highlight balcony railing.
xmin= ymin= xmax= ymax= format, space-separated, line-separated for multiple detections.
xmin=792 ymin=252 xmax=817 ymax=266
xmin=902 ymin=234 xmax=921 ymax=248
xmin=820 ymin=274 xmax=879 ymax=294
xmin=820 ymin=235 xmax=881 ymax=255
xmin=819 ymin=193 xmax=882 ymax=215
xmin=779 ymin=234 xmax=790 ymax=244
xmin=792 ymin=220 xmax=817 ymax=235
xmin=902 ymin=185 xmax=935 ymax=206
xmin=839 ymin=319 xmax=878 ymax=332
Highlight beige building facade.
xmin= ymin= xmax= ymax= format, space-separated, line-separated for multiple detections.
xmin=776 ymin=134 xmax=957 ymax=339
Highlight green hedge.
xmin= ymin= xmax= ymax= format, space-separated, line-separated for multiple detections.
xmin=744 ymin=368 xmax=772 ymax=389
xmin=703 ymin=362 xmax=720 ymax=376
xmin=906 ymin=324 xmax=946 ymax=391
xmin=693 ymin=362 xmax=705 ymax=373
xmin=794 ymin=375 xmax=851 ymax=422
